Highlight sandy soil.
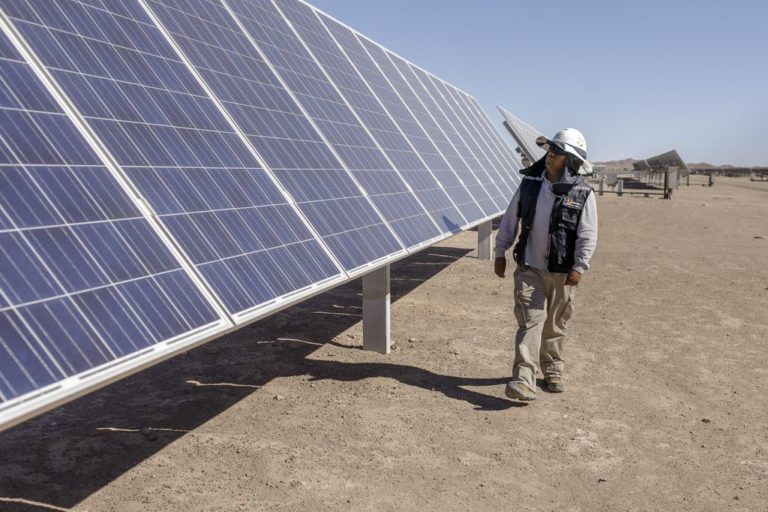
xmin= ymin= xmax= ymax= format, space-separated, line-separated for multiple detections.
xmin=1 ymin=175 xmax=766 ymax=512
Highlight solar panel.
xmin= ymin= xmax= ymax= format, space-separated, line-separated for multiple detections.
xmin=497 ymin=106 xmax=547 ymax=166
xmin=634 ymin=150 xmax=689 ymax=175
xmin=379 ymin=55 xmax=499 ymax=217
xmin=299 ymin=9 xmax=490 ymax=227
xmin=456 ymin=94 xmax=524 ymax=184
xmin=424 ymin=76 xmax=516 ymax=200
xmin=390 ymin=57 xmax=509 ymax=211
xmin=2 ymin=0 xmax=351 ymax=322
xmin=144 ymin=0 xmax=406 ymax=272
xmin=223 ymin=0 xmax=449 ymax=249
xmin=439 ymin=85 xmax=522 ymax=190
xmin=0 ymin=0 xmax=521 ymax=431
xmin=411 ymin=65 xmax=513 ymax=206
xmin=274 ymin=0 xmax=474 ymax=233
xmin=0 ymin=28 xmax=227 ymax=416
xmin=367 ymin=46 xmax=504 ymax=220
xmin=351 ymin=34 xmax=495 ymax=224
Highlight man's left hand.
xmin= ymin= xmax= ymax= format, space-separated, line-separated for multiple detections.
xmin=565 ymin=270 xmax=582 ymax=286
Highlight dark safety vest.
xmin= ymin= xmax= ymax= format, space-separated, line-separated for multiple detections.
xmin=512 ymin=169 xmax=593 ymax=273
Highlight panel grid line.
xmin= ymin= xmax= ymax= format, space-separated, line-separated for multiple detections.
xmin=280 ymin=0 xmax=476 ymax=229
xmin=441 ymin=82 xmax=520 ymax=190
xmin=461 ymin=96 xmax=523 ymax=173
xmin=427 ymin=75 xmax=514 ymax=199
xmin=399 ymin=60 xmax=509 ymax=210
xmin=140 ymin=0 xmax=353 ymax=277
xmin=0 ymin=8 xmax=238 ymax=325
xmin=146 ymin=0 xmax=409 ymax=272
xmin=265 ymin=0 xmax=448 ymax=228
xmin=0 ymin=9 xmax=229 ymax=412
xmin=291 ymin=0 xmax=512 ymax=212
xmin=222 ymin=0 xmax=449 ymax=250
xmin=5 ymin=0 xmax=351 ymax=322
xmin=0 ymin=32 xmax=218 ymax=348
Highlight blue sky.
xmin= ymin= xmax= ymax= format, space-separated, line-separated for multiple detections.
xmin=309 ymin=1 xmax=766 ymax=166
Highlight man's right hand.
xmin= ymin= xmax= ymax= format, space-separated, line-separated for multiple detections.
xmin=494 ymin=257 xmax=507 ymax=278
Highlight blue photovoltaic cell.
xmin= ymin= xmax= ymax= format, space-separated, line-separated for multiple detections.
xmin=349 ymin=33 xmax=489 ymax=224
xmin=274 ymin=0 xmax=468 ymax=232
xmin=225 ymin=0 xmax=446 ymax=248
xmin=306 ymin=8 xmax=484 ymax=227
xmin=392 ymin=57 xmax=509 ymax=211
xmin=0 ymin=29 xmax=221 ymax=403
xmin=449 ymin=91 xmax=521 ymax=180
xmin=143 ymin=0 xmax=402 ymax=271
xmin=379 ymin=50 xmax=499 ymax=218
xmin=437 ymin=82 xmax=520 ymax=191
xmin=426 ymin=75 xmax=515 ymax=202
xmin=462 ymin=96 xmax=525 ymax=179
xmin=3 ymin=0 xmax=344 ymax=315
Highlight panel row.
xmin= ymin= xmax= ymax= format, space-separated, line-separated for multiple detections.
xmin=0 ymin=0 xmax=520 ymax=426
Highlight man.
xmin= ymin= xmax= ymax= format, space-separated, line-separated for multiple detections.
xmin=494 ymin=128 xmax=598 ymax=401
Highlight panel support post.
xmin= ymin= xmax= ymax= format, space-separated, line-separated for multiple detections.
xmin=617 ymin=178 xmax=624 ymax=197
xmin=363 ymin=265 xmax=391 ymax=354
xmin=477 ymin=220 xmax=493 ymax=260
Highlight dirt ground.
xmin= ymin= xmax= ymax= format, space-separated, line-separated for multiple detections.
xmin=1 ymin=175 xmax=766 ymax=512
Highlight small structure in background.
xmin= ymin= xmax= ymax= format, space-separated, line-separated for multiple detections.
xmin=628 ymin=150 xmax=689 ymax=199
xmin=689 ymin=166 xmax=768 ymax=182
xmin=633 ymin=150 xmax=690 ymax=197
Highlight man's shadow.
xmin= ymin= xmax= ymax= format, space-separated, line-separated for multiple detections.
xmin=0 ymin=245 xmax=518 ymax=511
xmin=301 ymin=342 xmax=517 ymax=411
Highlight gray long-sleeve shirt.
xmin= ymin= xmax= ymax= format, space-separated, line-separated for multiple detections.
xmin=494 ymin=178 xmax=598 ymax=273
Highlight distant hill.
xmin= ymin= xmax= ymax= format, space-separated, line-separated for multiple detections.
xmin=687 ymin=162 xmax=735 ymax=169
xmin=593 ymin=159 xmax=637 ymax=171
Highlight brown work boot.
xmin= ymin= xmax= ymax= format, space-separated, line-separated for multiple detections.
xmin=505 ymin=381 xmax=536 ymax=401
xmin=546 ymin=377 xmax=565 ymax=393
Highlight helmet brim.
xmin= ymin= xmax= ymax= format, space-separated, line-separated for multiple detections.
xmin=536 ymin=136 xmax=593 ymax=175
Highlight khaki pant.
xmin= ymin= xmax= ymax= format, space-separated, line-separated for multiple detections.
xmin=511 ymin=266 xmax=576 ymax=390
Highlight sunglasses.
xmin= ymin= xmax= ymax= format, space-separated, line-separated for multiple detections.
xmin=548 ymin=144 xmax=567 ymax=157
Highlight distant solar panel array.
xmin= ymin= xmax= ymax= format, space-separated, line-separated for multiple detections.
xmin=633 ymin=150 xmax=690 ymax=176
xmin=0 ymin=0 xmax=520 ymax=430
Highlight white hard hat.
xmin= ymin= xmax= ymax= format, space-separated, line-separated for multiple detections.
xmin=536 ymin=128 xmax=593 ymax=175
